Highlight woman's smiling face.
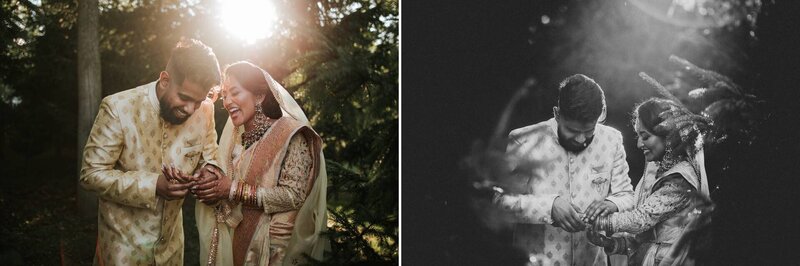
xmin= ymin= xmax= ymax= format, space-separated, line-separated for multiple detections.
xmin=220 ymin=75 xmax=263 ymax=127
xmin=635 ymin=118 xmax=666 ymax=162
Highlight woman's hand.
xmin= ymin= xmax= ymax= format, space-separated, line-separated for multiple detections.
xmin=551 ymin=196 xmax=586 ymax=232
xmin=192 ymin=165 xmax=231 ymax=205
xmin=586 ymin=229 xmax=613 ymax=248
xmin=156 ymin=164 xmax=196 ymax=200
xmin=582 ymin=200 xmax=618 ymax=223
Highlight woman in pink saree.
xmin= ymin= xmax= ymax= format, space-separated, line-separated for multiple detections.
xmin=194 ymin=61 xmax=329 ymax=266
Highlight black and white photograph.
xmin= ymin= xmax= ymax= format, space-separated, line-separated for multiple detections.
xmin=404 ymin=0 xmax=800 ymax=265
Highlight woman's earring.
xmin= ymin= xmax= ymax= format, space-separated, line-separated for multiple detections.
xmin=255 ymin=101 xmax=264 ymax=114
xmin=254 ymin=101 xmax=268 ymax=124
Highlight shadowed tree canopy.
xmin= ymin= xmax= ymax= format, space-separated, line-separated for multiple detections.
xmin=0 ymin=0 xmax=397 ymax=264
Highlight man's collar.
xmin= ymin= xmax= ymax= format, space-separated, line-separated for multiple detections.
xmin=546 ymin=117 xmax=559 ymax=139
xmin=147 ymin=80 xmax=160 ymax=112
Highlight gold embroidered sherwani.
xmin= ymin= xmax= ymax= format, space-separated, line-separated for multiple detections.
xmin=498 ymin=118 xmax=635 ymax=266
xmin=80 ymin=80 xmax=219 ymax=265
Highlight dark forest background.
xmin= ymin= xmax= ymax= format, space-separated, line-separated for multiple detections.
xmin=0 ymin=0 xmax=397 ymax=264
xmin=404 ymin=0 xmax=800 ymax=265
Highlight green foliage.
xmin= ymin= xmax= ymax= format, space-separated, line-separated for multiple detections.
xmin=1 ymin=0 xmax=397 ymax=264
xmin=1 ymin=0 xmax=77 ymax=157
xmin=280 ymin=1 xmax=398 ymax=263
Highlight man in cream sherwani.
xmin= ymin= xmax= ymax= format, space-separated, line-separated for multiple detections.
xmin=80 ymin=39 xmax=222 ymax=265
xmin=495 ymin=74 xmax=635 ymax=265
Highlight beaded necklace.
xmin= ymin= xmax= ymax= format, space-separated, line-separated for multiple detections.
xmin=241 ymin=106 xmax=274 ymax=150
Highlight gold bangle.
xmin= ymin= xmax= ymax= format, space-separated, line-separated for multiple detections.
xmin=245 ymin=183 xmax=253 ymax=205
xmin=595 ymin=217 xmax=604 ymax=231
xmin=251 ymin=186 xmax=257 ymax=205
xmin=237 ymin=182 xmax=245 ymax=202
xmin=602 ymin=217 xmax=613 ymax=233
xmin=246 ymin=186 xmax=253 ymax=206
xmin=241 ymin=183 xmax=249 ymax=203
xmin=247 ymin=184 xmax=254 ymax=205
xmin=598 ymin=217 xmax=606 ymax=232
xmin=243 ymin=183 xmax=250 ymax=204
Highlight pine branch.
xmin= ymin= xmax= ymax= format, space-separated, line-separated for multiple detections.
xmin=639 ymin=72 xmax=682 ymax=104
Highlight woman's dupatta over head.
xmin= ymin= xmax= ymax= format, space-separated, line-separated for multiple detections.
xmin=197 ymin=69 xmax=330 ymax=265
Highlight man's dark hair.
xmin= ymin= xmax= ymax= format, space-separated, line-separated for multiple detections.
xmin=165 ymin=38 xmax=221 ymax=90
xmin=557 ymin=74 xmax=605 ymax=123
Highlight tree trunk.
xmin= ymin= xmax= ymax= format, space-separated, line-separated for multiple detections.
xmin=77 ymin=0 xmax=101 ymax=218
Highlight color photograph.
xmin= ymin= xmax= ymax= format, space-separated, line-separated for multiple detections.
xmin=0 ymin=0 xmax=397 ymax=264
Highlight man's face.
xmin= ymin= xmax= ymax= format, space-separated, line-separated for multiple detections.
xmin=555 ymin=110 xmax=597 ymax=153
xmin=158 ymin=72 xmax=209 ymax=124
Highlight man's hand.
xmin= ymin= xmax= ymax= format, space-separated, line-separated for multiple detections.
xmin=490 ymin=186 xmax=504 ymax=205
xmin=190 ymin=164 xmax=220 ymax=197
xmin=161 ymin=164 xmax=197 ymax=184
xmin=156 ymin=173 xmax=193 ymax=200
xmin=551 ymin=196 xmax=585 ymax=232
xmin=472 ymin=182 xmax=500 ymax=202
xmin=192 ymin=165 xmax=232 ymax=205
xmin=582 ymin=200 xmax=618 ymax=223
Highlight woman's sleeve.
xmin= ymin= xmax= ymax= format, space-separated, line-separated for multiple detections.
xmin=606 ymin=174 xmax=694 ymax=234
xmin=255 ymin=134 xmax=313 ymax=213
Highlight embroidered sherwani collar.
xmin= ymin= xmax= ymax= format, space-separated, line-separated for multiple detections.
xmin=146 ymin=80 xmax=160 ymax=113
xmin=545 ymin=117 xmax=559 ymax=138
xmin=545 ymin=117 xmax=569 ymax=149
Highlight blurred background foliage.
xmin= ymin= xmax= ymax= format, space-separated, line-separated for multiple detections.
xmin=0 ymin=0 xmax=397 ymax=264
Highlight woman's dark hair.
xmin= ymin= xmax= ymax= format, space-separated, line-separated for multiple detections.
xmin=223 ymin=61 xmax=282 ymax=119
xmin=632 ymin=98 xmax=672 ymax=138
xmin=633 ymin=98 xmax=708 ymax=160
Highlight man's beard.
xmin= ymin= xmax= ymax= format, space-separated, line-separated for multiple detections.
xmin=159 ymin=100 xmax=189 ymax=125
xmin=558 ymin=130 xmax=593 ymax=153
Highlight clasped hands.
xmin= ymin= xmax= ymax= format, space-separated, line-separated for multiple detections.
xmin=551 ymin=196 xmax=617 ymax=232
xmin=156 ymin=164 xmax=233 ymax=205
xmin=550 ymin=196 xmax=617 ymax=247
